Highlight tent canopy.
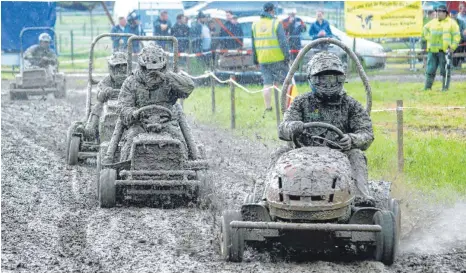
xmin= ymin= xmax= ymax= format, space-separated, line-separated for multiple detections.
xmin=1 ymin=1 xmax=57 ymax=53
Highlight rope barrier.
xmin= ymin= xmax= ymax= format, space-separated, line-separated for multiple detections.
xmin=180 ymin=70 xmax=293 ymax=98
xmin=371 ymin=106 xmax=465 ymax=113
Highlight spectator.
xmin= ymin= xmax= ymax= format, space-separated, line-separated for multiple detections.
xmin=219 ymin=11 xmax=244 ymax=49
xmin=459 ymin=3 xmax=466 ymax=23
xmin=153 ymin=10 xmax=172 ymax=49
xmin=189 ymin=12 xmax=207 ymax=53
xmin=422 ymin=5 xmax=460 ymax=91
xmin=252 ymin=2 xmax=290 ymax=112
xmin=111 ymin=16 xmax=128 ymax=52
xmin=171 ymin=14 xmax=190 ymax=52
xmin=282 ymin=10 xmax=307 ymax=59
xmin=450 ymin=10 xmax=466 ymax=67
xmin=201 ymin=16 xmax=212 ymax=53
xmin=309 ymin=10 xmax=333 ymax=40
xmin=126 ymin=11 xmax=145 ymax=54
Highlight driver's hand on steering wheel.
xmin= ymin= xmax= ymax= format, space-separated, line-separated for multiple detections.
xmin=339 ymin=134 xmax=352 ymax=151
xmin=289 ymin=121 xmax=304 ymax=138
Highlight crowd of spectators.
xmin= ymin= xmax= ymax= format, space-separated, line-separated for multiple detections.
xmin=109 ymin=9 xmax=311 ymax=56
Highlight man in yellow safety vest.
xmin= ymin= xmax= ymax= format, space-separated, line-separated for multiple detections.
xmin=252 ymin=2 xmax=290 ymax=111
xmin=422 ymin=5 xmax=461 ymax=91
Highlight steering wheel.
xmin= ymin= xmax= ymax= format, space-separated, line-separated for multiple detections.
xmin=292 ymin=122 xmax=345 ymax=149
xmin=133 ymin=105 xmax=174 ymax=132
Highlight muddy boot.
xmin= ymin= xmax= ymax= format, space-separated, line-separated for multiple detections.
xmin=424 ymin=74 xmax=435 ymax=91
xmin=84 ymin=114 xmax=99 ymax=140
xmin=345 ymin=149 xmax=375 ymax=207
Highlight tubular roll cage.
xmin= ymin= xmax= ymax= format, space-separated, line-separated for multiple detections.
xmin=85 ymin=33 xmax=135 ymax=120
xmin=281 ymin=37 xmax=372 ymax=115
xmin=19 ymin=27 xmax=58 ymax=73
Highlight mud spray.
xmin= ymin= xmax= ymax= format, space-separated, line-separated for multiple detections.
xmin=401 ymin=202 xmax=466 ymax=254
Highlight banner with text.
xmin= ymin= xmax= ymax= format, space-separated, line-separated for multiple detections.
xmin=345 ymin=1 xmax=423 ymax=38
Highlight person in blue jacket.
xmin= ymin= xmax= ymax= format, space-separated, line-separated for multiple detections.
xmin=309 ymin=10 xmax=333 ymax=40
xmin=153 ymin=10 xmax=172 ymax=49
xmin=110 ymin=16 xmax=128 ymax=52
xmin=127 ymin=11 xmax=145 ymax=54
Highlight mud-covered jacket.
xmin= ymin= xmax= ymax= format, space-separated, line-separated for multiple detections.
xmin=118 ymin=70 xmax=194 ymax=126
xmin=279 ymin=91 xmax=374 ymax=151
xmin=97 ymin=75 xmax=123 ymax=103
xmin=24 ymin=45 xmax=57 ymax=67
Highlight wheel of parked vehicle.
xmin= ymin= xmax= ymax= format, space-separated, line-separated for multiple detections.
xmin=99 ymin=169 xmax=116 ymax=208
xmin=220 ymin=210 xmax=244 ymax=262
xmin=67 ymin=136 xmax=80 ymax=165
xmin=373 ymin=210 xmax=397 ymax=265
xmin=388 ymin=198 xmax=401 ymax=243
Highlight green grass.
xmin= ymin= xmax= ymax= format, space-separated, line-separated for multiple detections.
xmin=183 ymin=81 xmax=466 ymax=195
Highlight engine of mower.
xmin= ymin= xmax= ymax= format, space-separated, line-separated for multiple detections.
xmin=266 ymin=146 xmax=354 ymax=222
xmin=128 ymin=104 xmax=187 ymax=171
xmin=265 ymin=122 xmax=357 ymax=222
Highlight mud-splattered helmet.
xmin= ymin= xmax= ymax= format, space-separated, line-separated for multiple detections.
xmin=39 ymin=33 xmax=51 ymax=43
xmin=307 ymin=52 xmax=346 ymax=101
xmin=307 ymin=51 xmax=346 ymax=77
xmin=107 ymin=52 xmax=128 ymax=84
xmin=137 ymin=45 xmax=167 ymax=71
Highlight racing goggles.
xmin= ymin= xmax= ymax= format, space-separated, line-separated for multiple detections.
xmin=309 ymin=74 xmax=346 ymax=85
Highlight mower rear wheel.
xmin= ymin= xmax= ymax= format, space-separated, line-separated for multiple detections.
xmin=373 ymin=210 xmax=397 ymax=265
xmin=68 ymin=136 xmax=80 ymax=165
xmin=99 ymin=169 xmax=116 ymax=208
xmin=54 ymin=80 xmax=67 ymax=99
xmin=220 ymin=210 xmax=244 ymax=262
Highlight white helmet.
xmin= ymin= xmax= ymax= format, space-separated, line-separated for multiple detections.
xmin=39 ymin=33 xmax=51 ymax=43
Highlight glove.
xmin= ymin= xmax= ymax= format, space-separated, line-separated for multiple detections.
xmin=289 ymin=121 xmax=304 ymax=138
xmin=339 ymin=134 xmax=352 ymax=151
xmin=96 ymin=88 xmax=110 ymax=103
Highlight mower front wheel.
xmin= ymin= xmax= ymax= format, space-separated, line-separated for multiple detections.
xmin=373 ymin=210 xmax=397 ymax=265
xmin=99 ymin=169 xmax=116 ymax=208
xmin=220 ymin=210 xmax=244 ymax=262
xmin=67 ymin=136 xmax=80 ymax=165
xmin=388 ymin=198 xmax=401 ymax=242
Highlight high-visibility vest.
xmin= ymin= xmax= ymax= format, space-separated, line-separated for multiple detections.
xmin=422 ymin=17 xmax=461 ymax=53
xmin=252 ymin=17 xmax=285 ymax=64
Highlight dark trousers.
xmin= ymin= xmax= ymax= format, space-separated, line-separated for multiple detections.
xmin=425 ymin=51 xmax=452 ymax=90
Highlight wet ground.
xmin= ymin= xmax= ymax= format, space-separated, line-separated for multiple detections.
xmin=2 ymin=79 xmax=465 ymax=272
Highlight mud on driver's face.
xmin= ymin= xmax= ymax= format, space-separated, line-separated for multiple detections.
xmin=311 ymin=70 xmax=346 ymax=101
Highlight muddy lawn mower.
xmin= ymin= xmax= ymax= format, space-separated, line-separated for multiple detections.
xmin=221 ymin=38 xmax=401 ymax=266
xmin=66 ymin=33 xmax=134 ymax=165
xmin=9 ymin=27 xmax=66 ymax=100
xmin=97 ymin=36 xmax=209 ymax=208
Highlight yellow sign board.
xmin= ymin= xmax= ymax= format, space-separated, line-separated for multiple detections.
xmin=345 ymin=1 xmax=423 ymax=38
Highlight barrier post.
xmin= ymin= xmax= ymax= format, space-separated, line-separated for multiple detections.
xmin=230 ymin=76 xmax=236 ymax=129
xmin=211 ymin=53 xmax=216 ymax=113
xmin=273 ymin=86 xmax=281 ymax=127
xmin=70 ymin=30 xmax=74 ymax=65
xmin=397 ymin=100 xmax=404 ymax=173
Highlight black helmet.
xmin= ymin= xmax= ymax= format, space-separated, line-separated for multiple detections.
xmin=263 ymin=2 xmax=275 ymax=12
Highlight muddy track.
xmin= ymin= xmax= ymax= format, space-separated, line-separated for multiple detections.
xmin=1 ymin=81 xmax=465 ymax=272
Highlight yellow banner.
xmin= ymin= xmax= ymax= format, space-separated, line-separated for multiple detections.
xmin=345 ymin=1 xmax=423 ymax=38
